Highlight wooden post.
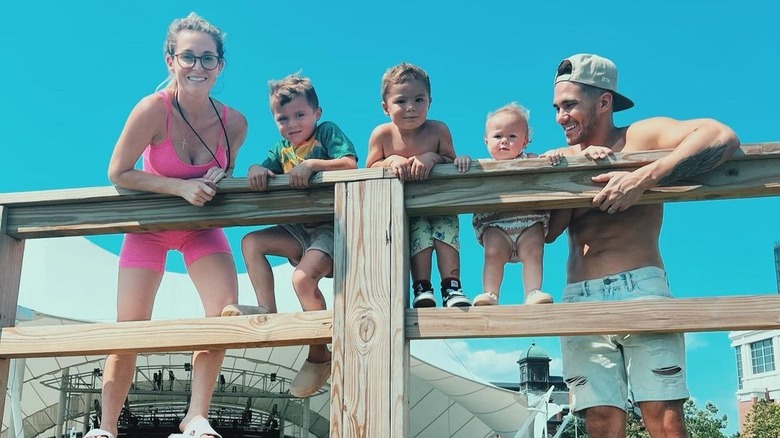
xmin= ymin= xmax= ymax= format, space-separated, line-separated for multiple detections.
xmin=0 ymin=206 xmax=24 ymax=417
xmin=331 ymin=179 xmax=409 ymax=437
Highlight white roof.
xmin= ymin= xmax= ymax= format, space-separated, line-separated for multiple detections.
xmin=4 ymin=236 xmax=540 ymax=437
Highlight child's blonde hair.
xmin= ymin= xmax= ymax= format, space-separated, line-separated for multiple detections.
xmin=268 ymin=73 xmax=319 ymax=110
xmin=380 ymin=63 xmax=431 ymax=101
xmin=486 ymin=102 xmax=533 ymax=142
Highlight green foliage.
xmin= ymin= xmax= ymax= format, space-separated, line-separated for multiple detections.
xmin=554 ymin=399 xmax=731 ymax=438
xmin=683 ymin=399 xmax=729 ymax=438
xmin=742 ymin=400 xmax=780 ymax=438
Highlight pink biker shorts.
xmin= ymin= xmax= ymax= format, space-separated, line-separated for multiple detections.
xmin=119 ymin=229 xmax=232 ymax=273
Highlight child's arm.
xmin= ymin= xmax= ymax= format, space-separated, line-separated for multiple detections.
xmin=407 ymin=121 xmax=456 ymax=179
xmin=289 ymin=122 xmax=360 ymax=188
xmin=288 ymin=156 xmax=357 ymax=188
xmin=367 ymin=125 xmax=414 ymax=181
xmin=247 ymin=147 xmax=283 ymax=191
xmin=366 ymin=124 xmax=393 ymax=167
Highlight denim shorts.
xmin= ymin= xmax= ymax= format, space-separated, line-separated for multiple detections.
xmin=561 ymin=266 xmax=689 ymax=412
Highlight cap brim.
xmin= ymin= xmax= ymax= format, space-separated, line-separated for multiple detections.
xmin=613 ymin=93 xmax=634 ymax=112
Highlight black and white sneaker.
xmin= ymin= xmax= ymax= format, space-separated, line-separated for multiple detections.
xmin=441 ymin=278 xmax=472 ymax=308
xmin=412 ymin=280 xmax=436 ymax=308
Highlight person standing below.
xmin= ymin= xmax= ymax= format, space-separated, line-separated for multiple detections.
xmin=366 ymin=62 xmax=472 ymax=308
xmin=457 ymin=102 xmax=553 ymax=306
xmin=86 ymin=12 xmax=248 ymax=438
xmin=544 ymin=53 xmax=739 ymax=438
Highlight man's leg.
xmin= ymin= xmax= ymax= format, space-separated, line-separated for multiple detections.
xmin=638 ymin=400 xmax=686 ymax=438
xmin=583 ymin=406 xmax=627 ymax=438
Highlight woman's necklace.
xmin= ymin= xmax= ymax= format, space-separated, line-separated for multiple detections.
xmin=173 ymin=91 xmax=231 ymax=171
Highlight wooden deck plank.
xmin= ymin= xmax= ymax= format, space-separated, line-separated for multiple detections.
xmin=0 ymin=311 xmax=331 ymax=358
xmin=405 ymin=295 xmax=780 ymax=339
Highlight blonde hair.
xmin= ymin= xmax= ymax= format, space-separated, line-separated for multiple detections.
xmin=486 ymin=102 xmax=533 ymax=142
xmin=158 ymin=12 xmax=225 ymax=91
xmin=380 ymin=63 xmax=431 ymax=101
xmin=268 ymin=73 xmax=319 ymax=110
xmin=164 ymin=12 xmax=225 ymax=58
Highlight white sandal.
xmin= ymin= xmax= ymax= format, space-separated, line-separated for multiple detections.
xmin=168 ymin=415 xmax=221 ymax=438
xmin=473 ymin=292 xmax=498 ymax=306
xmin=84 ymin=429 xmax=115 ymax=438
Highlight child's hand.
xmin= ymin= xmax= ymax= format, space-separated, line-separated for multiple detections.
xmin=289 ymin=162 xmax=314 ymax=188
xmin=541 ymin=149 xmax=565 ymax=166
xmin=454 ymin=155 xmax=471 ymax=173
xmin=409 ymin=155 xmax=435 ymax=180
xmin=580 ymin=145 xmax=613 ymax=161
xmin=388 ymin=156 xmax=412 ymax=182
xmin=247 ymin=164 xmax=275 ymax=191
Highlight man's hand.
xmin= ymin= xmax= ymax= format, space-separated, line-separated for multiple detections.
xmin=591 ymin=170 xmax=650 ymax=213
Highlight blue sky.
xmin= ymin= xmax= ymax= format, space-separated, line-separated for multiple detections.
xmin=3 ymin=0 xmax=779 ymax=434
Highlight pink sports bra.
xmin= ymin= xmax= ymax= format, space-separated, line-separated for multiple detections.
xmin=142 ymin=91 xmax=229 ymax=179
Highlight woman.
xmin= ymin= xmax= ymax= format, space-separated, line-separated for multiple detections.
xmin=85 ymin=12 xmax=247 ymax=438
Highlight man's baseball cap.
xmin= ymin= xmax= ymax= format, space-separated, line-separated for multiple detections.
xmin=554 ymin=53 xmax=634 ymax=112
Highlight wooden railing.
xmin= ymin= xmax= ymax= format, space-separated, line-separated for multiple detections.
xmin=1 ymin=142 xmax=780 ymax=437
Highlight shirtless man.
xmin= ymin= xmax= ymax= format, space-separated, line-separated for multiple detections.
xmin=544 ymin=54 xmax=740 ymax=438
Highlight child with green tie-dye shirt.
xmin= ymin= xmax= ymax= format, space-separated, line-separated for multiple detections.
xmin=224 ymin=73 xmax=357 ymax=398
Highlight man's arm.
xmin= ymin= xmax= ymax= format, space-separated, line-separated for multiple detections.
xmin=545 ymin=208 xmax=573 ymax=243
xmin=591 ymin=117 xmax=740 ymax=213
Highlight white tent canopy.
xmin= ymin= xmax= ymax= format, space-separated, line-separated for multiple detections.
xmin=4 ymin=237 xmax=541 ymax=437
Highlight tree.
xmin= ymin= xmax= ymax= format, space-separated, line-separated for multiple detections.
xmin=684 ymin=399 xmax=730 ymax=437
xmin=555 ymin=399 xmax=730 ymax=438
xmin=742 ymin=399 xmax=780 ymax=438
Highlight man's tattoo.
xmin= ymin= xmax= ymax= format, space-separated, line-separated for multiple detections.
xmin=658 ymin=142 xmax=729 ymax=186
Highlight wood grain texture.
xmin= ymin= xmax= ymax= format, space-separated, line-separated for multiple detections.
xmin=3 ymin=144 xmax=778 ymax=238
xmin=405 ymin=153 xmax=780 ymax=215
xmin=330 ymin=183 xmax=348 ymax=437
xmin=0 ymin=311 xmax=332 ymax=358
xmin=6 ymin=187 xmax=336 ymax=239
xmin=340 ymin=180 xmax=394 ymax=437
xmin=388 ymin=179 xmax=409 ymax=437
xmin=0 ymin=207 xmax=25 ymax=416
xmin=405 ymin=295 xmax=780 ymax=339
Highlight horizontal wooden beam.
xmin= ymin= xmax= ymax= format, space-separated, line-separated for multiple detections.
xmin=3 ymin=295 xmax=779 ymax=358
xmin=0 ymin=311 xmax=332 ymax=359
xmin=405 ymin=145 xmax=780 ymax=215
xmin=5 ymin=187 xmax=335 ymax=239
xmin=405 ymin=295 xmax=780 ymax=339
xmin=1 ymin=144 xmax=778 ymax=239
xmin=0 ymin=168 xmax=389 ymax=207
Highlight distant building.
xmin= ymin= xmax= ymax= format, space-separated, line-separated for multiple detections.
xmin=494 ymin=343 xmax=570 ymax=436
xmin=728 ymin=242 xmax=780 ymax=432
xmin=775 ymin=242 xmax=780 ymax=294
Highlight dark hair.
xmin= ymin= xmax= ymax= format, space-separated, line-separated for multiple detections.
xmin=268 ymin=73 xmax=319 ymax=110
xmin=381 ymin=63 xmax=431 ymax=101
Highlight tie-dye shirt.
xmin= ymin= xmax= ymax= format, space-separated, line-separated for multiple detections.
xmin=262 ymin=121 xmax=357 ymax=174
